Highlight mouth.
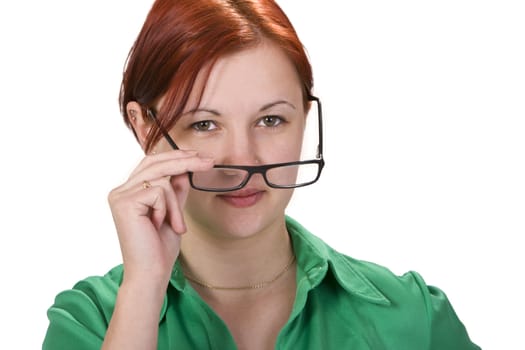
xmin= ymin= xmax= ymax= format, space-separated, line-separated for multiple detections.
xmin=217 ymin=188 xmax=265 ymax=208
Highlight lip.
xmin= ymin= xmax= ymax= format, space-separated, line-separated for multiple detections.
xmin=217 ymin=188 xmax=265 ymax=208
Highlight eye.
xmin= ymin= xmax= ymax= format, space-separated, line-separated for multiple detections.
xmin=258 ymin=115 xmax=284 ymax=127
xmin=191 ymin=120 xmax=217 ymax=132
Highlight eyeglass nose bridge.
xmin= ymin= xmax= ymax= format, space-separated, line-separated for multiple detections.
xmin=216 ymin=164 xmax=274 ymax=190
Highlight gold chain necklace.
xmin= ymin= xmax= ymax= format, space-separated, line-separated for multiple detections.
xmin=182 ymin=255 xmax=296 ymax=290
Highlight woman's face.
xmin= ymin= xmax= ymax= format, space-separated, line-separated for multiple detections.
xmin=156 ymin=40 xmax=306 ymax=238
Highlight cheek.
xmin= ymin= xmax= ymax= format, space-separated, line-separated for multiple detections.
xmin=276 ymin=188 xmax=295 ymax=206
xmin=183 ymin=189 xmax=213 ymax=223
xmin=152 ymin=137 xmax=174 ymax=153
xmin=263 ymin=133 xmax=304 ymax=162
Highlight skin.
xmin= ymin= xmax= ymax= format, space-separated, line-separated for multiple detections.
xmin=103 ymin=40 xmax=306 ymax=350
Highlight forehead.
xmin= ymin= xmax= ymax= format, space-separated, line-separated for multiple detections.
xmin=190 ymin=40 xmax=303 ymax=111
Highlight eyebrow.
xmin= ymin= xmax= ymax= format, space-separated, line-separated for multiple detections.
xmin=185 ymin=100 xmax=296 ymax=117
xmin=260 ymin=100 xmax=296 ymax=112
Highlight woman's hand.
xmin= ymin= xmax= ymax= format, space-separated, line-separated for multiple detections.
xmin=102 ymin=150 xmax=213 ymax=350
xmin=108 ymin=150 xmax=214 ymax=287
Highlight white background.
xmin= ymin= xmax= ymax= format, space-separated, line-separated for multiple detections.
xmin=1 ymin=1 xmax=523 ymax=349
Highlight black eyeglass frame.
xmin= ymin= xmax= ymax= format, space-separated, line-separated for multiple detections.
xmin=146 ymin=95 xmax=325 ymax=192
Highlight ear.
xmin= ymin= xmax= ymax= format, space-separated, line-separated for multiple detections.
xmin=127 ymin=101 xmax=151 ymax=152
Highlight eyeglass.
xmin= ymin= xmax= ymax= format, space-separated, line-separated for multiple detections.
xmin=147 ymin=95 xmax=325 ymax=192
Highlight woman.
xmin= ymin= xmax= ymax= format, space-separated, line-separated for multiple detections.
xmin=43 ymin=0 xmax=480 ymax=349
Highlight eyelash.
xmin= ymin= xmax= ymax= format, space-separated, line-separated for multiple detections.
xmin=257 ymin=115 xmax=286 ymax=127
xmin=190 ymin=120 xmax=217 ymax=132
xmin=189 ymin=115 xmax=287 ymax=132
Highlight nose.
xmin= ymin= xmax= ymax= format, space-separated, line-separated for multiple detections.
xmin=219 ymin=128 xmax=261 ymax=166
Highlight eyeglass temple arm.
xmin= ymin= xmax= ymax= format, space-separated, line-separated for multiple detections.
xmin=146 ymin=109 xmax=180 ymax=150
xmin=308 ymin=95 xmax=324 ymax=159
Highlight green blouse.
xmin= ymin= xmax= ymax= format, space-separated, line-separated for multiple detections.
xmin=43 ymin=217 xmax=480 ymax=349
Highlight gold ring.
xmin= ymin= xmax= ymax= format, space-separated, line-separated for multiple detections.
xmin=142 ymin=181 xmax=152 ymax=189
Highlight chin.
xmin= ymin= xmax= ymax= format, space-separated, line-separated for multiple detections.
xmin=194 ymin=208 xmax=269 ymax=240
xmin=184 ymin=188 xmax=293 ymax=239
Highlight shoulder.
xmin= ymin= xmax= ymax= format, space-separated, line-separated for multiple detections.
xmin=287 ymin=216 xmax=451 ymax=305
xmin=329 ymin=254 xmax=480 ymax=349
xmin=287 ymin=217 xmax=480 ymax=349
xmin=73 ymin=264 xmax=124 ymax=293
xmin=332 ymin=246 xmax=458 ymax=320
xmin=287 ymin=216 xmax=428 ymax=305
xmin=339 ymin=253 xmax=428 ymax=301
xmin=55 ymin=264 xmax=124 ymax=314
xmin=43 ymin=265 xmax=124 ymax=349
xmin=55 ymin=265 xmax=124 ymax=308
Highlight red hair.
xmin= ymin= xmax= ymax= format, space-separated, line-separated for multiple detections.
xmin=119 ymin=0 xmax=313 ymax=152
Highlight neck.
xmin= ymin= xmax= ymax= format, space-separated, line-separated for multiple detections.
xmin=179 ymin=216 xmax=294 ymax=292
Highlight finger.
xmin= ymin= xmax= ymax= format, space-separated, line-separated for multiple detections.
xmin=142 ymin=186 xmax=168 ymax=232
xmin=139 ymin=175 xmax=188 ymax=234
xmin=124 ymin=155 xmax=214 ymax=191
xmin=129 ymin=150 xmax=199 ymax=178
xmin=170 ymin=174 xmax=190 ymax=209
xmin=166 ymin=190 xmax=187 ymax=234
xmin=152 ymin=175 xmax=188 ymax=234
xmin=158 ymin=221 xmax=182 ymax=257
xmin=167 ymin=175 xmax=189 ymax=234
